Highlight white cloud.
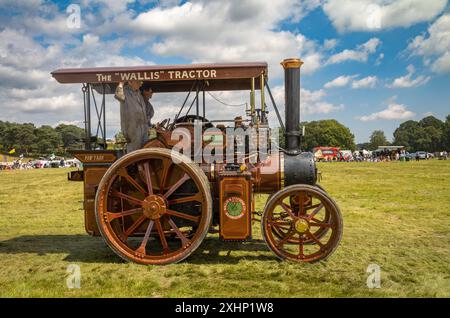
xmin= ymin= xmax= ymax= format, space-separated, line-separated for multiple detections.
xmin=375 ymin=53 xmax=384 ymax=65
xmin=323 ymin=0 xmax=447 ymax=33
xmin=127 ymin=0 xmax=324 ymax=76
xmin=53 ymin=120 xmax=84 ymax=128
xmin=271 ymin=86 xmax=344 ymax=117
xmin=327 ymin=38 xmax=381 ymax=64
xmin=408 ymin=14 xmax=450 ymax=74
xmin=0 ymin=26 xmax=152 ymax=128
xmin=323 ymin=74 xmax=377 ymax=89
xmin=359 ymin=103 xmax=415 ymax=121
xmin=6 ymin=94 xmax=80 ymax=114
xmin=352 ymin=76 xmax=378 ymax=89
xmin=324 ymin=75 xmax=357 ymax=88
xmin=388 ymin=64 xmax=431 ymax=88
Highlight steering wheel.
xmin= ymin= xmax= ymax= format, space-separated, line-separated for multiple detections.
xmin=174 ymin=115 xmax=214 ymax=129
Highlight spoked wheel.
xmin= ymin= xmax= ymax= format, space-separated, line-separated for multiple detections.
xmin=95 ymin=148 xmax=212 ymax=265
xmin=262 ymin=184 xmax=342 ymax=263
xmin=271 ymin=184 xmax=330 ymax=244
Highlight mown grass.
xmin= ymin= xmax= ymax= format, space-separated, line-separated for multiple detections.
xmin=0 ymin=160 xmax=449 ymax=297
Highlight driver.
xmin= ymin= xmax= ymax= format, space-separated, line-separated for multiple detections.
xmin=115 ymin=80 xmax=149 ymax=152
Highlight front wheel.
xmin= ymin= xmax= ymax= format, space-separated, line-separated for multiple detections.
xmin=261 ymin=184 xmax=343 ymax=263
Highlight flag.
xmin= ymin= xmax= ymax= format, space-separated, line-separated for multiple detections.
xmin=8 ymin=148 xmax=15 ymax=154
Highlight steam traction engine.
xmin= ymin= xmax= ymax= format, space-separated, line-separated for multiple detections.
xmin=52 ymin=58 xmax=343 ymax=265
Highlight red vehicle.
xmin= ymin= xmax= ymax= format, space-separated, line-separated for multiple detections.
xmin=313 ymin=147 xmax=341 ymax=162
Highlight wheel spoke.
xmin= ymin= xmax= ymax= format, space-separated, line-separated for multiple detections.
xmin=306 ymin=203 xmax=322 ymax=211
xmin=124 ymin=214 xmax=147 ymax=238
xmin=298 ymin=191 xmax=306 ymax=216
xmin=135 ymin=220 xmax=154 ymax=255
xmin=106 ymin=208 xmax=143 ymax=222
xmin=279 ymin=202 xmax=296 ymax=219
xmin=119 ymin=168 xmax=147 ymax=196
xmin=142 ymin=162 xmax=154 ymax=195
xmin=168 ymin=192 xmax=202 ymax=205
xmin=166 ymin=209 xmax=200 ymax=223
xmin=167 ymin=217 xmax=190 ymax=246
xmin=276 ymin=229 xmax=296 ymax=247
xmin=307 ymin=231 xmax=325 ymax=248
xmin=111 ymin=190 xmax=143 ymax=206
xmin=307 ymin=203 xmax=324 ymax=220
xmin=164 ymin=173 xmax=191 ymax=199
xmin=268 ymin=219 xmax=292 ymax=227
xmin=159 ymin=158 xmax=172 ymax=194
xmin=310 ymin=221 xmax=332 ymax=228
xmin=155 ymin=219 xmax=170 ymax=253
xmin=298 ymin=238 xmax=304 ymax=259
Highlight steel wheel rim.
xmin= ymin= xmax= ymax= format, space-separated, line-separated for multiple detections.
xmin=271 ymin=192 xmax=331 ymax=244
xmin=96 ymin=149 xmax=212 ymax=265
xmin=262 ymin=185 xmax=342 ymax=263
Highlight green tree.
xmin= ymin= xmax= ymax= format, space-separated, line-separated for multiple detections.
xmin=369 ymin=130 xmax=388 ymax=150
xmin=443 ymin=115 xmax=450 ymax=151
xmin=393 ymin=115 xmax=446 ymax=152
xmin=393 ymin=120 xmax=420 ymax=152
xmin=55 ymin=124 xmax=84 ymax=150
xmin=419 ymin=116 xmax=444 ymax=152
xmin=16 ymin=123 xmax=36 ymax=154
xmin=300 ymin=119 xmax=355 ymax=151
xmin=34 ymin=125 xmax=62 ymax=155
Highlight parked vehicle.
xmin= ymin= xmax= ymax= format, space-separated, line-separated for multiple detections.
xmin=339 ymin=150 xmax=353 ymax=162
xmin=51 ymin=58 xmax=343 ymax=265
xmin=438 ymin=151 xmax=448 ymax=160
xmin=415 ymin=151 xmax=427 ymax=160
xmin=313 ymin=147 xmax=341 ymax=161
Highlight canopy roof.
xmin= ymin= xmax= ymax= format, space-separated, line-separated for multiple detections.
xmin=51 ymin=62 xmax=268 ymax=93
xmin=377 ymin=146 xmax=404 ymax=150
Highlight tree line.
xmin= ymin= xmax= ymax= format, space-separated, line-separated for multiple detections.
xmin=1 ymin=114 xmax=449 ymax=157
xmin=0 ymin=121 xmax=85 ymax=157
xmin=280 ymin=115 xmax=450 ymax=152
xmin=360 ymin=115 xmax=450 ymax=152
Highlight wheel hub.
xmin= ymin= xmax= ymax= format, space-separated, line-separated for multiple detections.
xmin=294 ymin=218 xmax=309 ymax=233
xmin=142 ymin=195 xmax=166 ymax=219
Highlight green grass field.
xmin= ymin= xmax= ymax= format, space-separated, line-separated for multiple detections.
xmin=1 ymin=160 xmax=449 ymax=297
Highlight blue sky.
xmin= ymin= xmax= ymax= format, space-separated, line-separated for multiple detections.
xmin=0 ymin=0 xmax=449 ymax=143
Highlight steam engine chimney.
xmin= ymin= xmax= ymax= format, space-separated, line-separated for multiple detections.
xmin=281 ymin=58 xmax=303 ymax=154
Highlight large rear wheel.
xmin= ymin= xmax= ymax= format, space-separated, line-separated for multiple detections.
xmin=95 ymin=148 xmax=212 ymax=265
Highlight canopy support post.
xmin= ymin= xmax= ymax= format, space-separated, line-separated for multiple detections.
xmin=83 ymin=84 xmax=92 ymax=150
xmin=265 ymin=82 xmax=285 ymax=133
xmin=202 ymin=82 xmax=206 ymax=118
xmin=195 ymin=82 xmax=200 ymax=119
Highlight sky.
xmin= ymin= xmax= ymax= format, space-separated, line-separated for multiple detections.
xmin=0 ymin=0 xmax=449 ymax=143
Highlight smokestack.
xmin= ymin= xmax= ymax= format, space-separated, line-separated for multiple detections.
xmin=281 ymin=58 xmax=303 ymax=154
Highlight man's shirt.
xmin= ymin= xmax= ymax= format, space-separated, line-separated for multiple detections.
xmin=114 ymin=84 xmax=148 ymax=149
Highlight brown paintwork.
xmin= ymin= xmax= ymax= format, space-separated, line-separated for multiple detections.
xmin=84 ymin=167 xmax=109 ymax=236
xmin=58 ymin=58 xmax=343 ymax=264
xmin=72 ymin=150 xmax=117 ymax=163
xmin=219 ymin=173 xmax=252 ymax=240
xmin=52 ymin=62 xmax=268 ymax=92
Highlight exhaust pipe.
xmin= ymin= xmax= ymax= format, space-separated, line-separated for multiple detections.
xmin=281 ymin=58 xmax=303 ymax=154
